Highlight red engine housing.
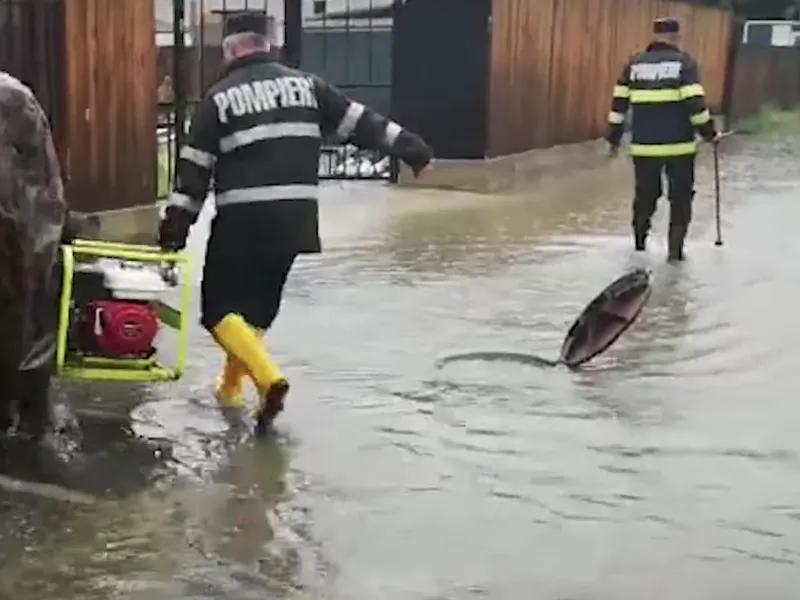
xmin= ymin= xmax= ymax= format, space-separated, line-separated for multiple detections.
xmin=83 ymin=300 xmax=159 ymax=357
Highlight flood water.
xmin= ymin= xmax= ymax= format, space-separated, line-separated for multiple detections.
xmin=2 ymin=135 xmax=800 ymax=599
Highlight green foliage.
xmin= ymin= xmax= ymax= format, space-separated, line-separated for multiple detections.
xmin=734 ymin=105 xmax=800 ymax=135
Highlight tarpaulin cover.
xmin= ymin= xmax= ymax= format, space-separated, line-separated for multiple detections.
xmin=0 ymin=72 xmax=66 ymax=371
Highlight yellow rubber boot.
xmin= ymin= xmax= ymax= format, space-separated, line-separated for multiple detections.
xmin=213 ymin=325 xmax=264 ymax=409
xmin=252 ymin=334 xmax=290 ymax=436
xmin=214 ymin=356 xmax=248 ymax=409
xmin=211 ymin=314 xmax=289 ymax=432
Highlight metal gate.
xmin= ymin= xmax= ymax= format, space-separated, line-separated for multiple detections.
xmin=160 ymin=0 xmax=396 ymax=190
xmin=302 ymin=0 xmax=396 ymax=181
xmin=159 ymin=0 xmax=285 ymax=195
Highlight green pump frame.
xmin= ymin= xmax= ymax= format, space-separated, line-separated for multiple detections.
xmin=55 ymin=239 xmax=192 ymax=383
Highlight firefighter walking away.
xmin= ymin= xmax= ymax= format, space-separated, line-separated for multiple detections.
xmin=158 ymin=13 xmax=433 ymax=436
xmin=606 ymin=17 xmax=719 ymax=262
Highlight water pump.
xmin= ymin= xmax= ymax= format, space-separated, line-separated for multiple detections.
xmin=68 ymin=261 xmax=164 ymax=359
xmin=56 ymin=240 xmax=191 ymax=382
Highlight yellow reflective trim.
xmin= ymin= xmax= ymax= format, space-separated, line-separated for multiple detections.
xmin=608 ymin=111 xmax=626 ymax=124
xmin=690 ymin=109 xmax=711 ymax=126
xmin=629 ymin=88 xmax=682 ymax=103
xmin=680 ymin=83 xmax=705 ymax=99
xmin=629 ymin=142 xmax=697 ymax=157
xmin=613 ymin=85 xmax=630 ymax=98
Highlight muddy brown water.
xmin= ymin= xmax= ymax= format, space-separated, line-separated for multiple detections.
xmin=1 ymin=136 xmax=800 ymax=600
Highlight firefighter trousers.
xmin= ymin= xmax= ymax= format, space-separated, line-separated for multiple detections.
xmin=200 ymin=230 xmax=296 ymax=332
xmin=632 ymin=155 xmax=695 ymax=241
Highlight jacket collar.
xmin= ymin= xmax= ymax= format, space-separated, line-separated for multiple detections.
xmin=221 ymin=51 xmax=274 ymax=77
xmin=646 ymin=40 xmax=679 ymax=52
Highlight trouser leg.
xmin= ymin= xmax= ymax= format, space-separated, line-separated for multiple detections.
xmin=14 ymin=274 xmax=58 ymax=442
xmin=215 ymin=326 xmax=263 ymax=409
xmin=210 ymin=314 xmax=289 ymax=437
xmin=0 ymin=360 xmax=16 ymax=435
xmin=209 ymin=315 xmax=286 ymax=400
xmin=0 ymin=300 xmax=24 ymax=435
xmin=247 ymin=255 xmax=295 ymax=434
xmin=201 ymin=248 xmax=287 ymax=396
xmin=632 ymin=158 xmax=663 ymax=250
xmin=215 ymin=355 xmax=250 ymax=409
xmin=665 ymin=155 xmax=696 ymax=261
xmin=202 ymin=251 xmax=295 ymax=434
xmin=15 ymin=366 xmax=53 ymax=441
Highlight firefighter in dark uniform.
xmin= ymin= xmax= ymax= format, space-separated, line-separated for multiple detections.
xmin=157 ymin=14 xmax=432 ymax=435
xmin=606 ymin=17 xmax=718 ymax=261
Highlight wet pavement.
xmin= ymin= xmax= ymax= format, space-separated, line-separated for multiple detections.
xmin=2 ymin=134 xmax=800 ymax=599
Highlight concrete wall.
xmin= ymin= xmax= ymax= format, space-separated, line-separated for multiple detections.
xmin=399 ymin=116 xmax=728 ymax=194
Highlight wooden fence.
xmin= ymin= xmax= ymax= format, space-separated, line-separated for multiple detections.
xmin=63 ymin=0 xmax=156 ymax=213
xmin=486 ymin=0 xmax=733 ymax=157
xmin=0 ymin=0 xmax=156 ymax=213
xmin=0 ymin=0 xmax=66 ymax=164
xmin=727 ymin=45 xmax=800 ymax=121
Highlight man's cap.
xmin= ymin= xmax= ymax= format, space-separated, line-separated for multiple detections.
xmin=653 ymin=17 xmax=680 ymax=34
xmin=223 ymin=12 xmax=268 ymax=38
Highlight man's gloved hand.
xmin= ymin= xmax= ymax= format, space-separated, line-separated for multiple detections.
xmin=395 ymin=131 xmax=433 ymax=177
xmin=157 ymin=206 xmax=194 ymax=251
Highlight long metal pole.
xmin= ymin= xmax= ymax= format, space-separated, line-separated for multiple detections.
xmin=283 ymin=0 xmax=302 ymax=67
xmin=173 ymin=0 xmax=186 ymax=178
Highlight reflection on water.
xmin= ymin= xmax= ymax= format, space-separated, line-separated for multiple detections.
xmin=2 ymin=135 xmax=800 ymax=599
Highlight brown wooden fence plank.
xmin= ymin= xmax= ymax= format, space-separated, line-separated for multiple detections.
xmin=63 ymin=0 xmax=155 ymax=212
xmin=531 ymin=0 xmax=556 ymax=149
xmin=0 ymin=0 xmax=67 ymax=176
xmin=488 ymin=0 xmax=557 ymax=156
xmin=127 ymin=0 xmax=157 ymax=214
xmin=63 ymin=0 xmax=87 ymax=201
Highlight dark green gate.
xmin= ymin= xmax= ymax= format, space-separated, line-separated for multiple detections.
xmin=301 ymin=0 xmax=396 ymax=181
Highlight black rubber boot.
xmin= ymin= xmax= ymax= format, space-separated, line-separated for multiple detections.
xmin=0 ymin=404 xmax=14 ymax=437
xmin=0 ymin=405 xmax=14 ymax=438
xmin=632 ymin=190 xmax=656 ymax=252
xmin=0 ymin=362 xmax=17 ymax=437
xmin=667 ymin=224 xmax=687 ymax=262
xmin=634 ymin=230 xmax=647 ymax=251
xmin=254 ymin=380 xmax=289 ymax=438
xmin=632 ymin=215 xmax=650 ymax=251
xmin=15 ymin=367 xmax=54 ymax=442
